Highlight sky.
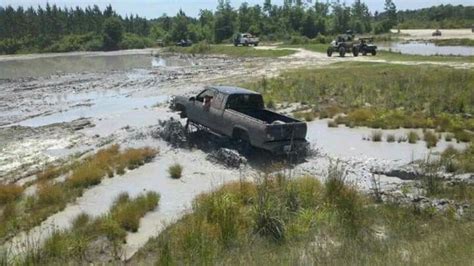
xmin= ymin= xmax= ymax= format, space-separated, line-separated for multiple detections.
xmin=3 ymin=0 xmax=473 ymax=19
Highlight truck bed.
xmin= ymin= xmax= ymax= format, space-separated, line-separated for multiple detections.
xmin=231 ymin=108 xmax=298 ymax=124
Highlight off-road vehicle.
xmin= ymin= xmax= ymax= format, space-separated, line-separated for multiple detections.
xmin=234 ymin=33 xmax=259 ymax=46
xmin=357 ymin=37 xmax=377 ymax=56
xmin=171 ymin=86 xmax=307 ymax=154
xmin=327 ymin=33 xmax=359 ymax=57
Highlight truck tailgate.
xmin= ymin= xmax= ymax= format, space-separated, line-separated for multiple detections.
xmin=265 ymin=122 xmax=307 ymax=141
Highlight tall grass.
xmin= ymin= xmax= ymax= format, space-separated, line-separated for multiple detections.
xmin=133 ymin=165 xmax=474 ymax=265
xmin=244 ymin=63 xmax=474 ymax=139
xmin=0 ymin=145 xmax=158 ymax=244
xmin=0 ymin=184 xmax=23 ymax=204
xmin=18 ymin=191 xmax=160 ymax=264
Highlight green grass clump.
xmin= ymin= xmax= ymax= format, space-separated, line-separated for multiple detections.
xmin=19 ymin=191 xmax=160 ymax=264
xmin=407 ymin=131 xmax=420 ymax=144
xmin=168 ymin=164 xmax=183 ymax=179
xmin=441 ymin=144 xmax=474 ymax=173
xmin=386 ymin=134 xmax=396 ymax=142
xmin=0 ymin=184 xmax=23 ymax=204
xmin=111 ymin=191 xmax=160 ymax=232
xmin=424 ymin=130 xmax=439 ymax=148
xmin=371 ymin=130 xmax=383 ymax=142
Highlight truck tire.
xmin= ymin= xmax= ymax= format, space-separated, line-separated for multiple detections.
xmin=372 ymin=50 xmax=377 ymax=56
xmin=353 ymin=47 xmax=359 ymax=57
xmin=327 ymin=48 xmax=333 ymax=57
xmin=232 ymin=129 xmax=252 ymax=154
xmin=254 ymin=42 xmax=259 ymax=47
xmin=339 ymin=47 xmax=346 ymax=57
xmin=234 ymin=43 xmax=238 ymax=47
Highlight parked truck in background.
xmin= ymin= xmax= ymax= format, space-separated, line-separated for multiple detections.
xmin=171 ymin=86 xmax=308 ymax=154
xmin=234 ymin=33 xmax=260 ymax=47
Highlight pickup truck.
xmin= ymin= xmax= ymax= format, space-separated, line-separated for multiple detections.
xmin=234 ymin=33 xmax=260 ymax=47
xmin=171 ymin=86 xmax=307 ymax=154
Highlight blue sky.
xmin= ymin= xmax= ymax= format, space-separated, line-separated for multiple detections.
xmin=3 ymin=0 xmax=473 ymax=18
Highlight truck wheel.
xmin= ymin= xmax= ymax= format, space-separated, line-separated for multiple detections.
xmin=234 ymin=43 xmax=238 ymax=47
xmin=339 ymin=47 xmax=346 ymax=57
xmin=353 ymin=47 xmax=359 ymax=57
xmin=233 ymin=130 xmax=252 ymax=154
xmin=372 ymin=50 xmax=377 ymax=56
xmin=254 ymin=43 xmax=259 ymax=47
xmin=327 ymin=48 xmax=333 ymax=57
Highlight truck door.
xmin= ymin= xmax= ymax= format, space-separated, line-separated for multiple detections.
xmin=207 ymin=92 xmax=226 ymax=135
xmin=188 ymin=89 xmax=216 ymax=126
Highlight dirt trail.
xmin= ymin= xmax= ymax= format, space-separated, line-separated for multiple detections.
xmin=0 ymin=48 xmax=472 ymax=261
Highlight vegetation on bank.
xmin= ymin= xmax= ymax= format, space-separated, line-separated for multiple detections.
xmin=6 ymin=191 xmax=160 ymax=265
xmin=165 ymin=42 xmax=295 ymax=58
xmin=245 ymin=62 xmax=474 ymax=142
xmin=432 ymin=38 xmax=474 ymax=47
xmin=0 ymin=145 xmax=158 ymax=244
xmin=376 ymin=50 xmax=474 ymax=63
xmin=132 ymin=167 xmax=474 ymax=265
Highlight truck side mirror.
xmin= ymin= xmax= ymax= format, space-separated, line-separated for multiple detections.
xmin=189 ymin=97 xmax=195 ymax=102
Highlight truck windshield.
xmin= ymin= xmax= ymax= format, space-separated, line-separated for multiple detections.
xmin=226 ymin=94 xmax=264 ymax=110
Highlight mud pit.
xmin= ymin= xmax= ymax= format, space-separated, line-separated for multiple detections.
xmin=0 ymin=49 xmax=471 ymax=260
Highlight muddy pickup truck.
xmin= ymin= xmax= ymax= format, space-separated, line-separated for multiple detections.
xmin=171 ymin=86 xmax=307 ymax=154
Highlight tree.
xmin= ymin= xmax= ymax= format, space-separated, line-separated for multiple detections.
xmin=170 ymin=10 xmax=190 ymax=41
xmin=384 ymin=0 xmax=397 ymax=29
xmin=102 ymin=17 xmax=123 ymax=50
xmin=214 ymin=0 xmax=236 ymax=43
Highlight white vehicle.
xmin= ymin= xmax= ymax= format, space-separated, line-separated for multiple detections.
xmin=234 ymin=33 xmax=260 ymax=46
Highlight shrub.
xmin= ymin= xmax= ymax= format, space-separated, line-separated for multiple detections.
xmin=168 ymin=164 xmax=183 ymax=179
xmin=189 ymin=41 xmax=211 ymax=54
xmin=407 ymin=131 xmax=420 ymax=144
xmin=386 ymin=134 xmax=396 ymax=142
xmin=371 ymin=130 xmax=383 ymax=142
xmin=0 ymin=184 xmax=24 ymax=204
xmin=424 ymin=130 xmax=438 ymax=148
xmin=445 ymin=133 xmax=454 ymax=142
xmin=327 ymin=120 xmax=338 ymax=128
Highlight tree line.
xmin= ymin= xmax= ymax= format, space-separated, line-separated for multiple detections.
xmin=0 ymin=1 xmax=472 ymax=54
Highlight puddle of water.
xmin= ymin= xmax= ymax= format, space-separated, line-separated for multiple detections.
xmin=0 ymin=54 xmax=199 ymax=79
xmin=378 ymin=41 xmax=474 ymax=56
xmin=17 ymin=92 xmax=168 ymax=127
xmin=306 ymin=119 xmax=466 ymax=163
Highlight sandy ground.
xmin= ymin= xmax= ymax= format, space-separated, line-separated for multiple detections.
xmin=0 ymin=47 xmax=472 ymax=260
xmin=392 ymin=28 xmax=474 ymax=40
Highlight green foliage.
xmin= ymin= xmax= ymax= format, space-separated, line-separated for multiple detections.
xmin=244 ymin=63 xmax=474 ymax=137
xmin=0 ymin=38 xmax=22 ymax=54
xmin=168 ymin=164 xmax=183 ymax=179
xmin=103 ymin=17 xmax=124 ymax=51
